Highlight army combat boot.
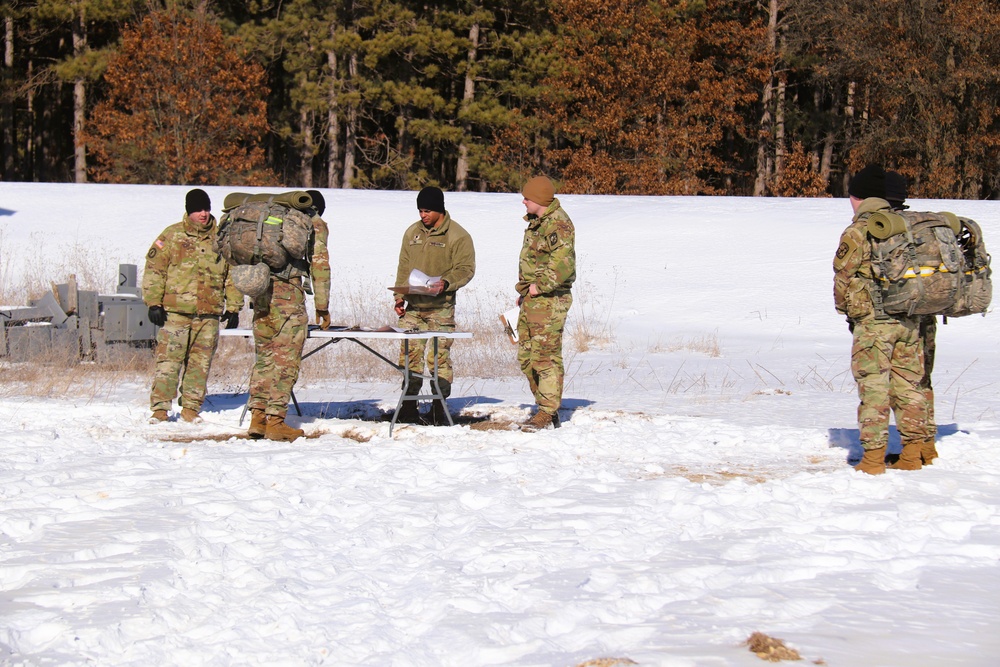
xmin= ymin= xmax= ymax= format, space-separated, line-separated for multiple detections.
xmin=396 ymin=373 xmax=423 ymax=424
xmin=428 ymin=379 xmax=452 ymax=426
xmin=149 ymin=410 xmax=168 ymax=424
xmin=887 ymin=440 xmax=923 ymax=470
xmin=854 ymin=446 xmax=886 ymax=475
xmin=265 ymin=415 xmax=304 ymax=442
xmin=921 ymin=439 xmax=939 ymax=465
xmin=180 ymin=407 xmax=202 ymax=424
xmin=521 ymin=410 xmax=556 ymax=433
xmin=248 ymin=409 xmax=267 ymax=439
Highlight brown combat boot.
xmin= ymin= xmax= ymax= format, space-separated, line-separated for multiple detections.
xmin=396 ymin=401 xmax=420 ymax=424
xmin=887 ymin=440 xmax=923 ymax=471
xmin=521 ymin=410 xmax=556 ymax=433
xmin=149 ymin=409 xmax=168 ymax=424
xmin=921 ymin=439 xmax=939 ymax=465
xmin=854 ymin=446 xmax=886 ymax=475
xmin=265 ymin=415 xmax=304 ymax=442
xmin=180 ymin=407 xmax=202 ymax=424
xmin=248 ymin=409 xmax=267 ymax=439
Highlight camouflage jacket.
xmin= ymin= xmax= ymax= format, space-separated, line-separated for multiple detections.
xmin=833 ymin=197 xmax=893 ymax=322
xmin=308 ymin=214 xmax=332 ymax=312
xmin=143 ymin=213 xmax=243 ymax=316
xmin=395 ymin=212 xmax=476 ymax=308
xmin=517 ymin=198 xmax=576 ymax=297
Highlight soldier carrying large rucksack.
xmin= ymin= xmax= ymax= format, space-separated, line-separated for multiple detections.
xmin=215 ymin=189 xmax=332 ymax=442
xmin=834 ymin=165 xmax=991 ymax=476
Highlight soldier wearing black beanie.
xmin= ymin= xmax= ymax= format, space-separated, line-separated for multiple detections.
xmin=847 ymin=165 xmax=886 ymax=201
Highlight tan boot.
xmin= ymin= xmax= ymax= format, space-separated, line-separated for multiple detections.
xmin=149 ymin=409 xmax=168 ymax=424
xmin=921 ymin=439 xmax=939 ymax=465
xmin=180 ymin=407 xmax=202 ymax=424
xmin=265 ymin=415 xmax=304 ymax=442
xmin=521 ymin=410 xmax=555 ymax=433
xmin=248 ymin=409 xmax=267 ymax=439
xmin=854 ymin=446 xmax=886 ymax=475
xmin=887 ymin=440 xmax=923 ymax=470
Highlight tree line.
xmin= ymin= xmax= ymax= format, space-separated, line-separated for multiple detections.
xmin=2 ymin=0 xmax=999 ymax=198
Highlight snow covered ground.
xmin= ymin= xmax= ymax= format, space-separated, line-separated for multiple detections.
xmin=2 ymin=183 xmax=1000 ymax=666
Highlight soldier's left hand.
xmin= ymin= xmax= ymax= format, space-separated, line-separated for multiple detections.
xmin=222 ymin=312 xmax=240 ymax=329
xmin=316 ymin=309 xmax=331 ymax=330
xmin=429 ymin=279 xmax=447 ymax=295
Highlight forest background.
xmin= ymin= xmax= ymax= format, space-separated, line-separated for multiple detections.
xmin=2 ymin=0 xmax=999 ymax=199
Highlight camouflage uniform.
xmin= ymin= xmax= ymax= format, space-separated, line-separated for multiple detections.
xmin=248 ymin=214 xmax=331 ymax=419
xmin=144 ymin=213 xmax=243 ymax=413
xmin=395 ymin=212 xmax=475 ymax=385
xmin=516 ymin=197 xmax=576 ymax=416
xmin=833 ymin=197 xmax=931 ymax=451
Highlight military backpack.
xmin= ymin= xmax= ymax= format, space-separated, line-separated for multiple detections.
xmin=215 ymin=191 xmax=315 ymax=297
xmin=866 ymin=209 xmax=992 ymax=318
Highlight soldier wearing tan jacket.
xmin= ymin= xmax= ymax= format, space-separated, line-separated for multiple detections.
xmin=393 ymin=186 xmax=475 ymax=424
xmin=143 ymin=188 xmax=243 ymax=424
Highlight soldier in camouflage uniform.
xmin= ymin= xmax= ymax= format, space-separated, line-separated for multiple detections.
xmin=393 ymin=187 xmax=476 ymax=425
xmin=144 ymin=189 xmax=243 ymax=424
xmin=516 ymin=176 xmax=576 ymax=432
xmin=247 ymin=189 xmax=332 ymax=442
xmin=833 ymin=166 xmax=932 ymax=474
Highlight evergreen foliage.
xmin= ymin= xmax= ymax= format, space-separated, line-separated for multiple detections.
xmin=1 ymin=0 xmax=997 ymax=198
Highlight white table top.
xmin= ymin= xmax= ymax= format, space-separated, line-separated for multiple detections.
xmin=220 ymin=326 xmax=472 ymax=340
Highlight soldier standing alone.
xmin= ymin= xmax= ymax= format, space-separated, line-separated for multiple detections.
xmin=516 ymin=176 xmax=576 ymax=432
xmin=246 ymin=189 xmax=332 ymax=441
xmin=833 ymin=165 xmax=932 ymax=474
xmin=144 ymin=188 xmax=243 ymax=424
xmin=393 ymin=186 xmax=476 ymax=425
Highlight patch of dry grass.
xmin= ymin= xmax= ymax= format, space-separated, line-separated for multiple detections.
xmin=745 ymin=632 xmax=803 ymax=662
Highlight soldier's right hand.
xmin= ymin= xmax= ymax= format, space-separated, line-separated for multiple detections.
xmin=148 ymin=305 xmax=167 ymax=327
xmin=316 ymin=309 xmax=331 ymax=330
xmin=394 ymin=300 xmax=406 ymax=317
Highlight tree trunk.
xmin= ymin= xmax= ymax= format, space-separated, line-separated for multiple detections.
xmin=326 ymin=43 xmax=341 ymax=189
xmin=775 ymin=74 xmax=786 ymax=179
xmin=72 ymin=7 xmax=87 ymax=183
xmin=3 ymin=15 xmax=14 ymax=178
xmin=455 ymin=22 xmax=479 ymax=192
xmin=341 ymin=51 xmax=357 ymax=189
xmin=299 ymin=107 xmax=314 ymax=188
xmin=753 ymin=0 xmax=778 ymax=196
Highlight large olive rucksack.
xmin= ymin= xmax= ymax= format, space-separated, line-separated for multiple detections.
xmin=216 ymin=191 xmax=315 ymax=296
xmin=866 ymin=209 xmax=992 ymax=318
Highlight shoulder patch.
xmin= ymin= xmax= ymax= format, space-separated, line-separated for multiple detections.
xmin=549 ymin=233 xmax=559 ymax=246
xmin=147 ymin=248 xmax=157 ymax=259
xmin=836 ymin=241 xmax=850 ymax=260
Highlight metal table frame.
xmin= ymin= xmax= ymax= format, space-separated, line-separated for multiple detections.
xmin=220 ymin=327 xmax=473 ymax=434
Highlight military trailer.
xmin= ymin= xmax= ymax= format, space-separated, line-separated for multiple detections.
xmin=0 ymin=264 xmax=158 ymax=362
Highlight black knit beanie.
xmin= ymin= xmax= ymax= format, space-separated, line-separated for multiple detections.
xmin=416 ymin=186 xmax=445 ymax=213
xmin=185 ymin=188 xmax=211 ymax=214
xmin=306 ymin=189 xmax=326 ymax=216
xmin=848 ymin=165 xmax=886 ymax=200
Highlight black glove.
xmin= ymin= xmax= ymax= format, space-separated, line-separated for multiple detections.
xmin=148 ymin=305 xmax=167 ymax=327
xmin=222 ymin=312 xmax=240 ymax=329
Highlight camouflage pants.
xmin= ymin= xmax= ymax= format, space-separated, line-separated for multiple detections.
xmin=150 ymin=313 xmax=220 ymax=412
xmin=249 ymin=281 xmax=308 ymax=418
xmin=398 ymin=304 xmax=456 ymax=384
xmin=517 ymin=292 xmax=572 ymax=415
xmin=852 ymin=317 xmax=931 ymax=450
xmin=920 ymin=316 xmax=937 ymax=437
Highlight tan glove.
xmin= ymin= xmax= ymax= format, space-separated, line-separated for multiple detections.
xmin=316 ymin=309 xmax=331 ymax=330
